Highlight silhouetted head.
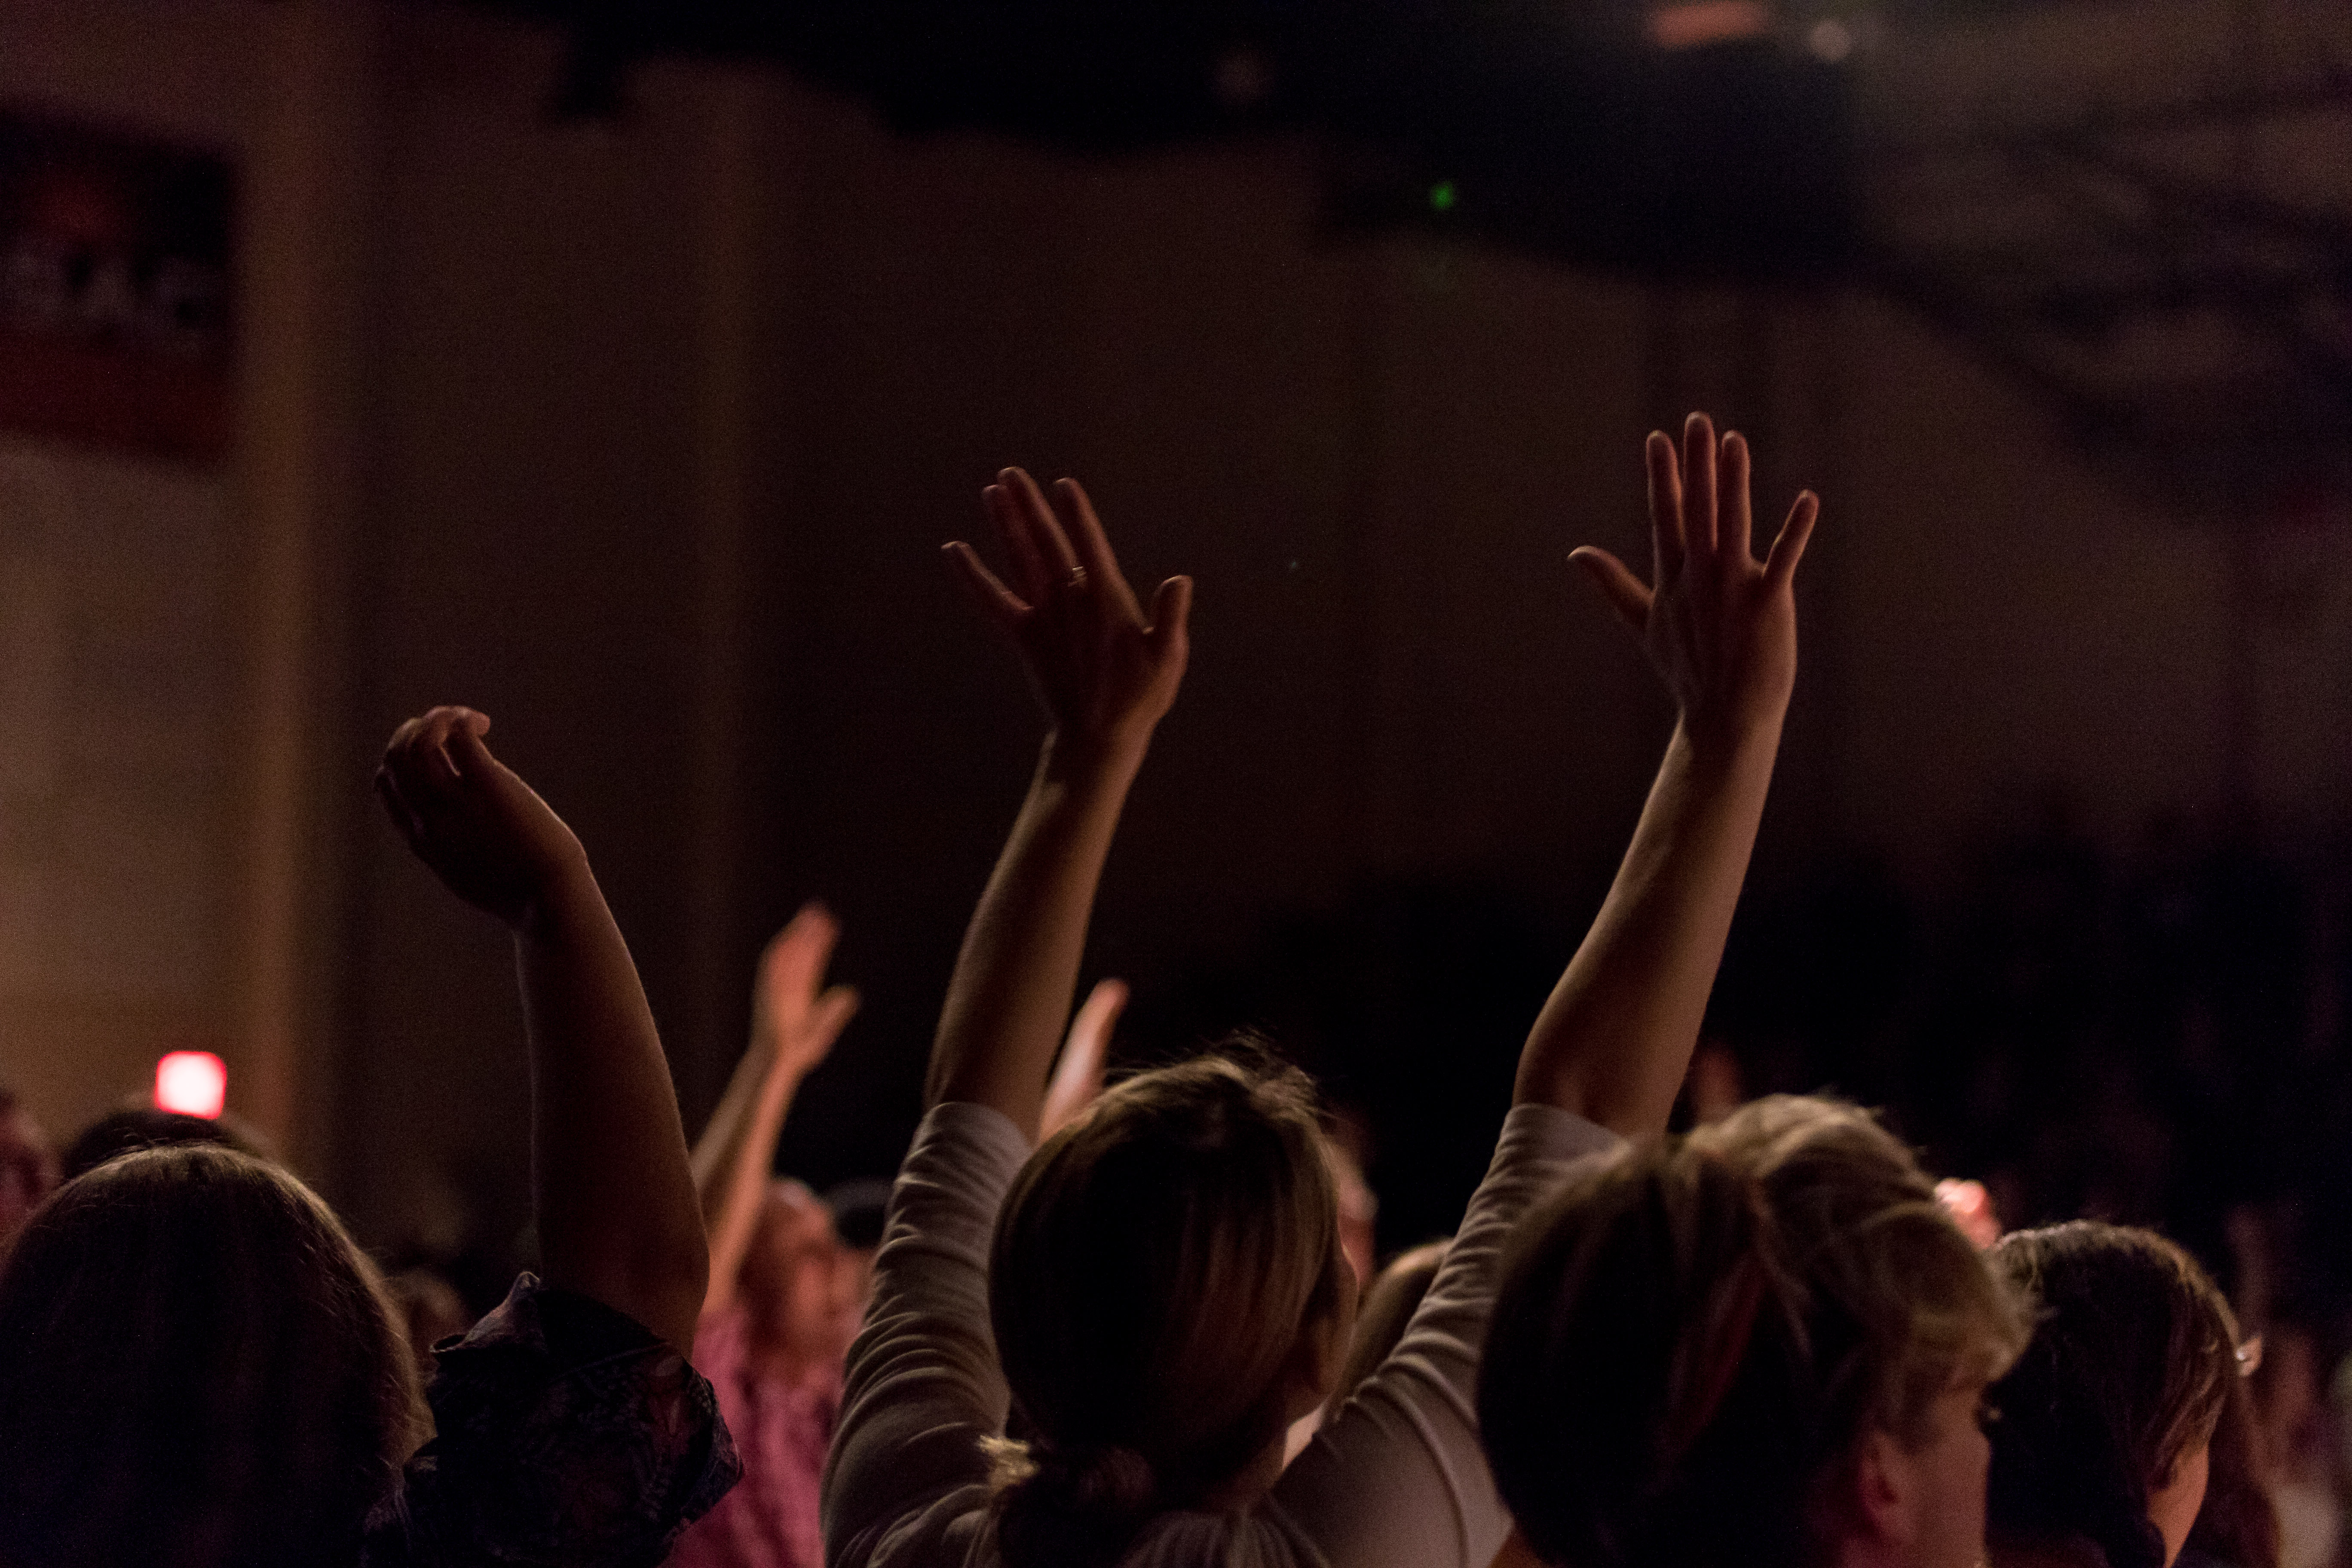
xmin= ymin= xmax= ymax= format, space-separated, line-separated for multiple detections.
xmin=1482 ymin=1095 xmax=2026 ymax=1568
xmin=1985 ymin=1222 xmax=2242 ymax=1568
xmin=739 ymin=1178 xmax=859 ymax=1374
xmin=60 ymin=1105 xmax=267 ymax=1183
xmin=1334 ymin=1238 xmax=1447 ymax=1400
xmin=0 ymin=1144 xmax=424 ymax=1568
xmin=986 ymin=1047 xmax=1355 ymax=1568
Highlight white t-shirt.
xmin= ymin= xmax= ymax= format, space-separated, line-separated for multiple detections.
xmin=823 ymin=1099 xmax=1620 ymax=1568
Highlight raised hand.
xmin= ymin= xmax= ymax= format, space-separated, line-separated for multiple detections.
xmin=375 ymin=706 xmax=586 ymax=928
xmin=1513 ymin=420 xmax=1820 ymax=1133
xmin=753 ymin=903 xmax=861 ymax=1083
xmin=1040 ymin=977 xmax=1127 ymax=1139
xmin=1571 ymin=414 xmax=1817 ymax=754
xmin=375 ymin=704 xmax=706 ymax=1354
xmin=945 ymin=469 xmax=1192 ymax=753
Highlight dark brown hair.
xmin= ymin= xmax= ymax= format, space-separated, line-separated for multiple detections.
xmin=986 ymin=1049 xmax=1352 ymax=1568
xmin=1480 ymin=1095 xmax=2024 ymax=1568
xmin=0 ymin=1144 xmax=426 ymax=1568
xmin=1985 ymin=1222 xmax=2245 ymax=1568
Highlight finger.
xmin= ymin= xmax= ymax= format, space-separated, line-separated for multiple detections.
xmin=1069 ymin=976 xmax=1129 ymax=1049
xmin=406 ymin=707 xmax=471 ymax=797
xmin=1002 ymin=467 xmax=1082 ymax=582
xmin=764 ymin=903 xmax=841 ymax=1012
xmin=383 ymin=715 xmax=429 ymax=769
xmin=383 ymin=717 xmax=452 ymax=810
xmin=1682 ymin=412 xmax=1717 ymax=560
xmin=443 ymin=721 xmax=515 ymax=813
xmin=1721 ymin=431 xmax=1754 ymax=565
xmin=983 ymin=484 xmax=1051 ymax=603
xmin=1044 ymin=978 xmax=1126 ymax=1134
xmin=1645 ymin=431 xmax=1685 ymax=582
xmin=373 ymin=766 xmax=426 ymax=845
xmin=808 ymin=985 xmax=860 ymax=1051
xmin=1570 ymin=547 xmax=1654 ymax=635
xmin=944 ymin=541 xmax=1031 ymax=631
xmin=1145 ymin=575 xmax=1193 ymax=654
xmin=1762 ymin=491 xmax=1819 ymax=594
xmin=1054 ymin=478 xmax=1145 ymax=624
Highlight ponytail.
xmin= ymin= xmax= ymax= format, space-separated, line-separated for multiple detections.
xmin=986 ymin=1437 xmax=1160 ymax=1568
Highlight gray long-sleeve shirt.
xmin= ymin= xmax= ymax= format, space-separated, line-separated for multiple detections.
xmin=824 ymin=1099 xmax=1620 ymax=1568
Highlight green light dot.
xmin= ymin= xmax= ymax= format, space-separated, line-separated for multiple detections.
xmin=1429 ymin=180 xmax=1458 ymax=213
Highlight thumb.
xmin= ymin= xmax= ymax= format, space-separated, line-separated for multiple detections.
xmin=1570 ymin=547 xmax=1653 ymax=635
xmin=808 ymin=986 xmax=859 ymax=1053
xmin=1147 ymin=575 xmax=1193 ymax=646
xmin=1762 ymin=492 xmax=1819 ymax=595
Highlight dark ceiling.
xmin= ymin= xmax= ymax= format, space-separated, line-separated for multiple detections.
xmin=436 ymin=0 xmax=2352 ymax=503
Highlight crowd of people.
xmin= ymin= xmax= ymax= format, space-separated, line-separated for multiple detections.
xmin=0 ymin=416 xmax=2324 ymax=1568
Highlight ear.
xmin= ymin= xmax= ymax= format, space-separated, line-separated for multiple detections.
xmin=1844 ymin=1428 xmax=1920 ymax=1558
xmin=1282 ymin=1256 xmax=1360 ymax=1421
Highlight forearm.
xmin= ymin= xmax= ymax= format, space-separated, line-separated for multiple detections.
xmin=926 ymin=731 xmax=1145 ymax=1140
xmin=518 ymin=864 xmax=708 ymax=1354
xmin=703 ymin=1056 xmax=806 ymax=1318
xmin=691 ymin=1035 xmax=771 ymax=1224
xmin=1514 ymin=716 xmax=1782 ymax=1134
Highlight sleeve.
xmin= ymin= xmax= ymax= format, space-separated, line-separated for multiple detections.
xmin=1261 ymin=1105 xmax=1623 ymax=1568
xmin=823 ymin=1101 xmax=1035 ymax=1568
xmin=362 ymin=1273 xmax=742 ymax=1568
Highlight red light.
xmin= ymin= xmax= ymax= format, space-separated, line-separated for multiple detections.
xmin=154 ymin=1052 xmax=227 ymax=1119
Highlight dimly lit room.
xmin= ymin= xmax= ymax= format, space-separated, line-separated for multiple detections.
xmin=0 ymin=1 xmax=2346 ymax=1564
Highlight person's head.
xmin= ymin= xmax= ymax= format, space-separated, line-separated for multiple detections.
xmin=822 ymin=1176 xmax=893 ymax=1319
xmin=738 ymin=1178 xmax=859 ymax=1370
xmin=1984 ymin=1223 xmax=2243 ymax=1568
xmin=0 ymin=1089 xmax=57 ymax=1242
xmin=1334 ymin=1239 xmax=1448 ymax=1399
xmin=986 ymin=1048 xmax=1356 ymax=1568
xmin=1481 ymin=1094 xmax=2027 ymax=1568
xmin=0 ymin=1144 xmax=425 ymax=1568
xmin=60 ymin=1105 xmax=267 ymax=1183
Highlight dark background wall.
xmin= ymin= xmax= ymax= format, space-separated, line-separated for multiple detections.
xmin=3 ymin=0 xmax=2349 ymax=1296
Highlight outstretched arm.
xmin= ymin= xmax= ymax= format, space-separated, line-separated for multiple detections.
xmin=377 ymin=707 xmax=707 ymax=1355
xmin=700 ymin=905 xmax=859 ymax=1319
xmin=1514 ymin=415 xmax=1818 ymax=1136
xmin=926 ymin=470 xmax=1190 ymax=1142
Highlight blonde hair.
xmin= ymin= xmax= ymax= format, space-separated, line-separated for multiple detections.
xmin=0 ymin=1145 xmax=426 ymax=1568
xmin=1480 ymin=1095 xmax=2026 ymax=1568
xmin=986 ymin=1048 xmax=1352 ymax=1568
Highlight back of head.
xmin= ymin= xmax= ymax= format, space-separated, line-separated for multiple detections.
xmin=60 ymin=1105 xmax=267 ymax=1183
xmin=1985 ymin=1222 xmax=2241 ymax=1568
xmin=1481 ymin=1094 xmax=2025 ymax=1568
xmin=0 ymin=1145 xmax=424 ymax=1568
xmin=987 ymin=1049 xmax=1351 ymax=1568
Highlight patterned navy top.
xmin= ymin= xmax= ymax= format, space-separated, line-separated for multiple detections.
xmin=364 ymin=1274 xmax=741 ymax=1567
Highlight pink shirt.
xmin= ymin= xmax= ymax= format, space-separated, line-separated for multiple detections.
xmin=669 ymin=1305 xmax=840 ymax=1568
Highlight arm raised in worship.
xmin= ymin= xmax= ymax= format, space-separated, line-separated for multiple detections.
xmin=376 ymin=707 xmax=707 ymax=1356
xmin=696 ymin=905 xmax=860 ymax=1320
xmin=925 ymin=469 xmax=1191 ymax=1142
xmin=1514 ymin=413 xmax=1818 ymax=1136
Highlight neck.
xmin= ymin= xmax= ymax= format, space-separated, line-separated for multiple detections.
xmin=1189 ymin=1435 xmax=1289 ymax=1513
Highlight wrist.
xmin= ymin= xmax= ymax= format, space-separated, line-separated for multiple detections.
xmin=1038 ymin=725 xmax=1152 ymax=787
xmin=1674 ymin=706 xmax=1785 ymax=781
xmin=515 ymin=850 xmax=599 ymax=940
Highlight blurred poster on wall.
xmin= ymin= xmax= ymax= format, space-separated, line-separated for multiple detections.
xmin=0 ymin=111 xmax=233 ymax=462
